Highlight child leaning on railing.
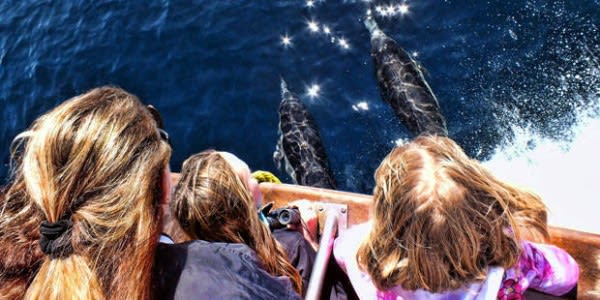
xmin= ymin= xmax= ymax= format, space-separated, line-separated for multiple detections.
xmin=332 ymin=136 xmax=578 ymax=300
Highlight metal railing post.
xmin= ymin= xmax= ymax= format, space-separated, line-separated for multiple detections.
xmin=305 ymin=212 xmax=338 ymax=300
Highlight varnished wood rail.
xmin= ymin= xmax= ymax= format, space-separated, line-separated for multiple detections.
xmin=169 ymin=174 xmax=599 ymax=298
xmin=258 ymin=182 xmax=600 ymax=299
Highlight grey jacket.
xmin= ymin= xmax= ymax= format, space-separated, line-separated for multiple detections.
xmin=152 ymin=240 xmax=301 ymax=300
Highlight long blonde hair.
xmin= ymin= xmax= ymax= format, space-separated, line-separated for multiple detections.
xmin=0 ymin=87 xmax=171 ymax=299
xmin=357 ymin=135 xmax=548 ymax=292
xmin=172 ymin=150 xmax=303 ymax=294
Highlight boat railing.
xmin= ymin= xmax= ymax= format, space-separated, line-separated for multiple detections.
xmin=305 ymin=210 xmax=340 ymax=300
xmin=167 ymin=174 xmax=599 ymax=298
xmin=258 ymin=182 xmax=600 ymax=299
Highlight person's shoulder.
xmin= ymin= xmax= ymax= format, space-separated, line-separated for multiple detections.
xmin=154 ymin=241 xmax=301 ymax=300
xmin=185 ymin=239 xmax=259 ymax=262
xmin=334 ymin=222 xmax=371 ymax=255
xmin=340 ymin=222 xmax=372 ymax=239
xmin=272 ymin=228 xmax=306 ymax=250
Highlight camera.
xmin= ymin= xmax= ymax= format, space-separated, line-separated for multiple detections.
xmin=259 ymin=202 xmax=302 ymax=231
xmin=266 ymin=207 xmax=301 ymax=230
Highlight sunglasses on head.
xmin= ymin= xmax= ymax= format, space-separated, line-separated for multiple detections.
xmin=146 ymin=105 xmax=171 ymax=146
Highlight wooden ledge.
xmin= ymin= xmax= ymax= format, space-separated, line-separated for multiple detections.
xmin=170 ymin=173 xmax=599 ymax=297
xmin=258 ymin=182 xmax=600 ymax=298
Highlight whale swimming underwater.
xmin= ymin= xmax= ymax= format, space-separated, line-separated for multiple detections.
xmin=365 ymin=17 xmax=448 ymax=137
xmin=274 ymin=78 xmax=337 ymax=189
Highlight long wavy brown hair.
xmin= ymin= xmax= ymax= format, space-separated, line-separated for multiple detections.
xmin=172 ymin=150 xmax=303 ymax=294
xmin=357 ymin=135 xmax=548 ymax=293
xmin=0 ymin=87 xmax=171 ymax=299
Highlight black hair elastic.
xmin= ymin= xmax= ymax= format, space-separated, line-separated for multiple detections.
xmin=39 ymin=218 xmax=74 ymax=259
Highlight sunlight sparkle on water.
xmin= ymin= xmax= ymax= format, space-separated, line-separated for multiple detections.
xmin=338 ymin=37 xmax=350 ymax=49
xmin=303 ymin=18 xmax=351 ymax=52
xmin=306 ymin=0 xmax=315 ymax=8
xmin=308 ymin=21 xmax=320 ymax=33
xmin=281 ymin=35 xmax=292 ymax=47
xmin=386 ymin=5 xmax=395 ymax=15
xmin=398 ymin=3 xmax=409 ymax=15
xmin=393 ymin=138 xmax=408 ymax=146
xmin=352 ymin=101 xmax=369 ymax=111
xmin=375 ymin=3 xmax=410 ymax=17
xmin=307 ymin=84 xmax=321 ymax=98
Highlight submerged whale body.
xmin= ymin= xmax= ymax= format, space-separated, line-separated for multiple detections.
xmin=365 ymin=17 xmax=448 ymax=137
xmin=274 ymin=78 xmax=337 ymax=189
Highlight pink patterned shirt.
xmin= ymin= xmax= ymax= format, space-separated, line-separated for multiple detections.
xmin=333 ymin=223 xmax=579 ymax=300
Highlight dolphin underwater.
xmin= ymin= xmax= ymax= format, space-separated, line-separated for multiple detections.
xmin=365 ymin=16 xmax=448 ymax=136
xmin=274 ymin=78 xmax=337 ymax=189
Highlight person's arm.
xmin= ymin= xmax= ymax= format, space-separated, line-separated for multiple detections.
xmin=272 ymin=228 xmax=316 ymax=296
xmin=332 ymin=223 xmax=379 ymax=300
xmin=287 ymin=199 xmax=320 ymax=249
xmin=506 ymin=241 xmax=579 ymax=296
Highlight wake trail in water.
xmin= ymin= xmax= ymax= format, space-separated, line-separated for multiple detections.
xmin=485 ymin=105 xmax=600 ymax=233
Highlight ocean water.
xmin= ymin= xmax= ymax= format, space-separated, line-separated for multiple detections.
xmin=1 ymin=1 xmax=599 ymax=233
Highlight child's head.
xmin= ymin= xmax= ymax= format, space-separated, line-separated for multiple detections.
xmin=172 ymin=150 xmax=260 ymax=243
xmin=172 ymin=150 xmax=302 ymax=293
xmin=357 ymin=135 xmax=548 ymax=292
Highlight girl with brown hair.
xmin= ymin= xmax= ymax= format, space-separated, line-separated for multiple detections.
xmin=169 ymin=150 xmax=303 ymax=296
xmin=0 ymin=87 xmax=172 ymax=299
xmin=333 ymin=135 xmax=579 ymax=299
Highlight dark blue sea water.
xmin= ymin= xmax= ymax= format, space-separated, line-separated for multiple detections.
xmin=1 ymin=0 xmax=599 ymax=195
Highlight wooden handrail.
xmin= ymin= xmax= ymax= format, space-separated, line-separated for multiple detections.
xmin=170 ymin=174 xmax=600 ymax=297
xmin=259 ymin=182 xmax=371 ymax=226
xmin=258 ymin=182 xmax=600 ymax=299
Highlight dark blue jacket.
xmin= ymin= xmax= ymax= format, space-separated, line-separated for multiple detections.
xmin=152 ymin=240 xmax=301 ymax=300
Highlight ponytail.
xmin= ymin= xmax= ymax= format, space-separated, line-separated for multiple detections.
xmin=0 ymin=87 xmax=171 ymax=299
xmin=25 ymin=256 xmax=104 ymax=300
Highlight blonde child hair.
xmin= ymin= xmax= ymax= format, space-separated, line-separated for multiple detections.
xmin=172 ymin=150 xmax=303 ymax=294
xmin=357 ymin=135 xmax=548 ymax=292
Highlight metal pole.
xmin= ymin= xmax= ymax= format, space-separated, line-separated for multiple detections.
xmin=305 ymin=212 xmax=338 ymax=300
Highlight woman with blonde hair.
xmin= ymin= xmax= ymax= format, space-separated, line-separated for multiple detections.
xmin=0 ymin=88 xmax=300 ymax=300
xmin=0 ymin=87 xmax=172 ymax=299
xmin=334 ymin=135 xmax=579 ymax=299
xmin=168 ymin=150 xmax=303 ymax=297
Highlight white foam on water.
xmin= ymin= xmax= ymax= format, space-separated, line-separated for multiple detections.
xmin=484 ymin=110 xmax=600 ymax=234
